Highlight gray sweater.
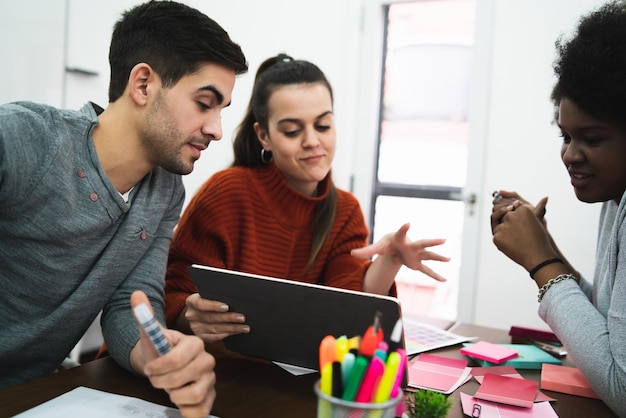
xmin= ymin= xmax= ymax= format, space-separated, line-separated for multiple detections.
xmin=0 ymin=102 xmax=184 ymax=388
xmin=539 ymin=192 xmax=626 ymax=417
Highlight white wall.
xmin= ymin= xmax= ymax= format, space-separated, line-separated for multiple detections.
xmin=0 ymin=0 xmax=65 ymax=107
xmin=181 ymin=0 xmax=364 ymax=206
xmin=0 ymin=0 xmax=608 ymax=335
xmin=470 ymin=0 xmax=605 ymax=329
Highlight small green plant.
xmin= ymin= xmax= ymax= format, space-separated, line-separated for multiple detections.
xmin=405 ymin=389 xmax=454 ymax=418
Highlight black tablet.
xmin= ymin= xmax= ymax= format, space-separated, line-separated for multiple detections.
xmin=189 ymin=264 xmax=406 ymax=371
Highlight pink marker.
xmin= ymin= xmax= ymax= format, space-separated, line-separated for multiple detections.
xmin=355 ymin=356 xmax=386 ymax=403
xmin=390 ymin=348 xmax=407 ymax=398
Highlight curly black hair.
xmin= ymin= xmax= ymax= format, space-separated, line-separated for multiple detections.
xmin=551 ymin=0 xmax=626 ymax=125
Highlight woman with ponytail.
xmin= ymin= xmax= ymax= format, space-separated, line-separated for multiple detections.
xmin=164 ymin=54 xmax=449 ymax=344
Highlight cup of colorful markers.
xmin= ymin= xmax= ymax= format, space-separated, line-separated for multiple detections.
xmin=314 ymin=315 xmax=406 ymax=418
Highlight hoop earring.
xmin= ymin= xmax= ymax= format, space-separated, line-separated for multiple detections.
xmin=260 ymin=148 xmax=273 ymax=164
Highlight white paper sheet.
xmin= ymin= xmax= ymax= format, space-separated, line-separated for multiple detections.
xmin=273 ymin=361 xmax=317 ymax=375
xmin=13 ymin=386 xmax=219 ymax=418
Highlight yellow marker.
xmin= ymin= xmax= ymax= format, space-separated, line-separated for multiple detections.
xmin=347 ymin=335 xmax=361 ymax=352
xmin=335 ymin=335 xmax=349 ymax=362
xmin=374 ymin=351 xmax=401 ymax=403
xmin=320 ymin=362 xmax=333 ymax=396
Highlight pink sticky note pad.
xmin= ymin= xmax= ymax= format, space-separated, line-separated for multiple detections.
xmin=408 ymin=353 xmax=468 ymax=392
xmin=460 ymin=341 xmax=518 ymax=364
xmin=540 ymin=363 xmax=600 ymax=399
xmin=473 ymin=373 xmax=538 ymax=408
xmin=471 ymin=365 xmax=518 ymax=381
xmin=472 ymin=365 xmax=555 ymax=403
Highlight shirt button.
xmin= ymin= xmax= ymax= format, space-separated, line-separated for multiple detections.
xmin=140 ymin=231 xmax=147 ymax=240
xmin=89 ymin=193 xmax=98 ymax=202
xmin=77 ymin=170 xmax=87 ymax=178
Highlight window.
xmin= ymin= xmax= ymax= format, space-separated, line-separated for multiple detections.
xmin=371 ymin=0 xmax=477 ymax=320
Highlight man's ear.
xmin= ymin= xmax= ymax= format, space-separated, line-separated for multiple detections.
xmin=253 ymin=122 xmax=270 ymax=150
xmin=127 ymin=63 xmax=158 ymax=107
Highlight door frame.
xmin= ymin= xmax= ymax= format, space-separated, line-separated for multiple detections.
xmin=352 ymin=0 xmax=495 ymax=323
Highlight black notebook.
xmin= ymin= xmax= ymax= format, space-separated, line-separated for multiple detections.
xmin=189 ymin=264 xmax=406 ymax=371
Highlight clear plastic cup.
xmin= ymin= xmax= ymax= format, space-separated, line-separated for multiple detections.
xmin=314 ymin=380 xmax=403 ymax=418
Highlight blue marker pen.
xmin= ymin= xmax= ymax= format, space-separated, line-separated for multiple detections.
xmin=133 ymin=303 xmax=171 ymax=356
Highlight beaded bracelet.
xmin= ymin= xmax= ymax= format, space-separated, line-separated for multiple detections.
xmin=537 ymin=273 xmax=576 ymax=302
xmin=529 ymin=257 xmax=564 ymax=279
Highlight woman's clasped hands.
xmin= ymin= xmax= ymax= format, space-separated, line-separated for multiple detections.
xmin=490 ymin=190 xmax=558 ymax=273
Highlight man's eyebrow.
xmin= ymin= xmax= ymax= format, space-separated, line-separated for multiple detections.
xmin=198 ymin=85 xmax=230 ymax=107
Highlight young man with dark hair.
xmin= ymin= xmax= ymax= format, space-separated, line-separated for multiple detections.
xmin=0 ymin=1 xmax=247 ymax=415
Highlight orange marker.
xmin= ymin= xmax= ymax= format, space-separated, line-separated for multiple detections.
xmin=319 ymin=335 xmax=337 ymax=371
xmin=360 ymin=311 xmax=384 ymax=357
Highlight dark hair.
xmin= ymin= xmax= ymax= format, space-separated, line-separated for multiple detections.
xmin=232 ymin=53 xmax=334 ymax=166
xmin=108 ymin=0 xmax=247 ymax=102
xmin=551 ymin=0 xmax=626 ymax=125
xmin=232 ymin=53 xmax=337 ymax=273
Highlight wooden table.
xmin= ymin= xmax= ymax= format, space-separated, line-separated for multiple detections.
xmin=439 ymin=323 xmax=618 ymax=418
xmin=0 ymin=322 xmax=618 ymax=418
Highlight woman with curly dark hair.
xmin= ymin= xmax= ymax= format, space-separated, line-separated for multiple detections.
xmin=491 ymin=2 xmax=626 ymax=415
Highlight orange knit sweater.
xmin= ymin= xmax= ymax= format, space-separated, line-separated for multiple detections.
xmin=164 ymin=163 xmax=373 ymax=326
